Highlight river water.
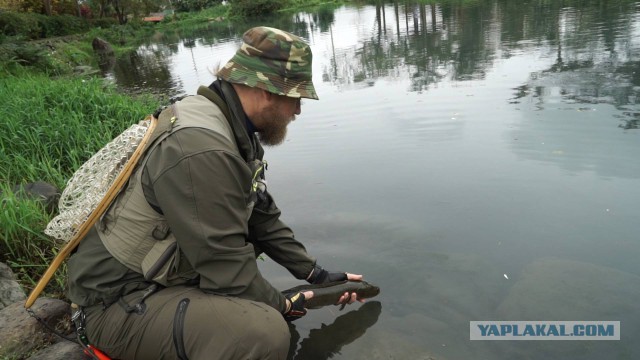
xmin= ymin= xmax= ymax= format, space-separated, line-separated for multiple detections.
xmin=105 ymin=1 xmax=640 ymax=359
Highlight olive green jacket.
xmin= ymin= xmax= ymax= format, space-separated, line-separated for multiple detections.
xmin=67 ymin=80 xmax=315 ymax=313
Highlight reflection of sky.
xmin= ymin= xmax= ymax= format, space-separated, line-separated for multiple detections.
xmin=634 ymin=12 xmax=640 ymax=40
xmin=311 ymin=6 xmax=363 ymax=48
xmin=310 ymin=7 xmax=379 ymax=89
xmin=505 ymin=6 xmax=640 ymax=179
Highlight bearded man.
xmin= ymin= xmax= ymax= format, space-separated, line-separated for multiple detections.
xmin=66 ymin=26 xmax=363 ymax=360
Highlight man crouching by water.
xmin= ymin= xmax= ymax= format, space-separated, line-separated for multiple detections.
xmin=66 ymin=26 xmax=364 ymax=359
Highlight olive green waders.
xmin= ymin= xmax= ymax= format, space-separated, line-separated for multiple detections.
xmin=83 ymin=286 xmax=290 ymax=360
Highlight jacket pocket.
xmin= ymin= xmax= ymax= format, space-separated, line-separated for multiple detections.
xmin=173 ymin=298 xmax=190 ymax=360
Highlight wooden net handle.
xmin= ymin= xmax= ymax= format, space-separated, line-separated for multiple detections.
xmin=25 ymin=116 xmax=158 ymax=309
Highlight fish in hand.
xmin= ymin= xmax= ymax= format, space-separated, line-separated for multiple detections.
xmin=282 ymin=280 xmax=380 ymax=309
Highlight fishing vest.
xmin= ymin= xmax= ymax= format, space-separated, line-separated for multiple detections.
xmin=96 ymin=89 xmax=266 ymax=286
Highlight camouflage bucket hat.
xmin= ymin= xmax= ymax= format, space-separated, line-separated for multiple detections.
xmin=217 ymin=26 xmax=319 ymax=100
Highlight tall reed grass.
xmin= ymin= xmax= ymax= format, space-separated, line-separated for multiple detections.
xmin=0 ymin=70 xmax=158 ymax=296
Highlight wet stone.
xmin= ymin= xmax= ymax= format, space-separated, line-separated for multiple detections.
xmin=0 ymin=298 xmax=71 ymax=358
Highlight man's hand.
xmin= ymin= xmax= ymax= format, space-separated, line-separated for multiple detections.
xmin=284 ymin=291 xmax=313 ymax=322
xmin=306 ymin=267 xmax=366 ymax=307
xmin=284 ymin=270 xmax=364 ymax=318
xmin=336 ymin=273 xmax=365 ymax=307
xmin=307 ymin=264 xmax=348 ymax=284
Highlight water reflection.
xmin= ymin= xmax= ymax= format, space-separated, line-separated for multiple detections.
xmin=507 ymin=2 xmax=640 ymax=129
xmin=503 ymin=1 xmax=640 ymax=179
xmin=287 ymin=301 xmax=382 ymax=360
xmin=108 ymin=0 xmax=640 ymax=134
xmin=108 ymin=45 xmax=180 ymax=96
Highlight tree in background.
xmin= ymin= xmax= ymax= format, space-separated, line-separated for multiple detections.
xmin=228 ymin=0 xmax=286 ymax=17
xmin=112 ymin=0 xmax=129 ymax=23
xmin=0 ymin=0 xmax=44 ymax=13
xmin=1 ymin=0 xmax=168 ymax=21
xmin=173 ymin=0 xmax=221 ymax=12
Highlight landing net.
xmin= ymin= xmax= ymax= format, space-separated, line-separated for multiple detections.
xmin=44 ymin=119 xmax=152 ymax=242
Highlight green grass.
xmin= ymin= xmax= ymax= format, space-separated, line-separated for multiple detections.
xmin=0 ymin=70 xmax=159 ymax=297
xmin=167 ymin=5 xmax=231 ymax=25
xmin=0 ymin=186 xmax=64 ymax=296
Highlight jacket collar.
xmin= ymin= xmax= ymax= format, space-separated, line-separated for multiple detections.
xmin=198 ymin=80 xmax=264 ymax=161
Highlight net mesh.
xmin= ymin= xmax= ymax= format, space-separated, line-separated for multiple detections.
xmin=45 ymin=120 xmax=152 ymax=242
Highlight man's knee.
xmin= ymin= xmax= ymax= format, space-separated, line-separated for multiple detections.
xmin=185 ymin=296 xmax=290 ymax=359
xmin=231 ymin=315 xmax=290 ymax=359
xmin=243 ymin=311 xmax=290 ymax=351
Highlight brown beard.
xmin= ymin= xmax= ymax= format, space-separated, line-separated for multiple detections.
xmin=254 ymin=102 xmax=294 ymax=146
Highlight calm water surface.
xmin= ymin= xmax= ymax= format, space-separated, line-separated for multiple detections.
xmin=106 ymin=1 xmax=640 ymax=358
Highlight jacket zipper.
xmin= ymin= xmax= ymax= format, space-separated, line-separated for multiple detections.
xmin=173 ymin=298 xmax=190 ymax=360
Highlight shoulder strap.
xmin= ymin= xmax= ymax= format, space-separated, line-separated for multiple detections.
xmin=144 ymin=105 xmax=178 ymax=153
xmin=196 ymin=85 xmax=233 ymax=123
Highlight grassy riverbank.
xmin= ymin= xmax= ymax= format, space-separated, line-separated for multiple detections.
xmin=0 ymin=70 xmax=158 ymax=297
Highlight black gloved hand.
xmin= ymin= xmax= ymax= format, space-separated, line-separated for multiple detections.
xmin=284 ymin=292 xmax=307 ymax=322
xmin=307 ymin=264 xmax=348 ymax=284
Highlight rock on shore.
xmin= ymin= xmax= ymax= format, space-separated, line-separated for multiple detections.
xmin=0 ymin=262 xmax=84 ymax=359
xmin=0 ymin=262 xmax=26 ymax=310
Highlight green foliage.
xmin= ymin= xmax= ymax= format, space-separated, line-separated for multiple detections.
xmin=0 ymin=41 xmax=71 ymax=74
xmin=0 ymin=72 xmax=159 ymax=295
xmin=0 ymin=37 xmax=96 ymax=75
xmin=0 ymin=73 xmax=158 ymax=186
xmin=2 ymin=0 xmax=43 ymax=13
xmin=174 ymin=0 xmax=221 ymax=12
xmin=167 ymin=3 xmax=229 ymax=26
xmin=0 ymin=11 xmax=42 ymax=39
xmin=39 ymin=14 xmax=89 ymax=36
xmin=229 ymin=0 xmax=289 ymax=17
xmin=82 ymin=21 xmax=156 ymax=52
xmin=88 ymin=17 xmax=120 ymax=29
xmin=0 ymin=186 xmax=61 ymax=297
xmin=284 ymin=0 xmax=342 ymax=9
xmin=0 ymin=11 xmax=89 ymax=40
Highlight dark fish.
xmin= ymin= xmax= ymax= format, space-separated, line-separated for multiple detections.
xmin=282 ymin=280 xmax=381 ymax=309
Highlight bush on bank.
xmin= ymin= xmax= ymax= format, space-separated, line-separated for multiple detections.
xmin=0 ymin=11 xmax=90 ymax=40
xmin=229 ymin=0 xmax=286 ymax=17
